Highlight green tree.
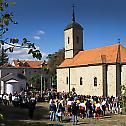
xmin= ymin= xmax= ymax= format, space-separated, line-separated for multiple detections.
xmin=47 ymin=48 xmax=65 ymax=85
xmin=27 ymin=74 xmax=41 ymax=89
xmin=121 ymin=85 xmax=126 ymax=111
xmin=121 ymin=85 xmax=126 ymax=96
xmin=0 ymin=0 xmax=42 ymax=60
xmin=0 ymin=46 xmax=8 ymax=65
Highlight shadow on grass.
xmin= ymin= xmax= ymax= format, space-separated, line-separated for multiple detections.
xmin=0 ymin=103 xmax=50 ymax=126
xmin=0 ymin=104 xmax=49 ymax=119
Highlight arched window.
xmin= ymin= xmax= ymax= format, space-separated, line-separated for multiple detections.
xmin=66 ymin=77 xmax=68 ymax=84
xmin=94 ymin=77 xmax=97 ymax=86
xmin=68 ymin=37 xmax=70 ymax=44
xmin=80 ymin=77 xmax=83 ymax=85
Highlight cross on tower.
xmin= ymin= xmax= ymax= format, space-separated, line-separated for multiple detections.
xmin=72 ymin=4 xmax=75 ymax=22
xmin=118 ymin=38 xmax=120 ymax=44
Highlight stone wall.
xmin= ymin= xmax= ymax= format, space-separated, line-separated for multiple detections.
xmin=57 ymin=65 xmax=103 ymax=96
xmin=107 ymin=65 xmax=116 ymax=97
xmin=57 ymin=68 xmax=69 ymax=92
xmin=121 ymin=65 xmax=126 ymax=87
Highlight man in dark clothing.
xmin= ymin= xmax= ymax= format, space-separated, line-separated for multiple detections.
xmin=86 ymin=100 xmax=92 ymax=118
xmin=71 ymin=101 xmax=79 ymax=125
xmin=28 ymin=98 xmax=36 ymax=119
xmin=49 ymin=101 xmax=56 ymax=121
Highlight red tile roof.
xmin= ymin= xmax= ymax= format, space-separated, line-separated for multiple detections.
xmin=0 ymin=63 xmax=15 ymax=68
xmin=59 ymin=44 xmax=126 ymax=68
xmin=12 ymin=60 xmax=47 ymax=68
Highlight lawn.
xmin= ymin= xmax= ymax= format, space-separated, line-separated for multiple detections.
xmin=0 ymin=102 xmax=126 ymax=126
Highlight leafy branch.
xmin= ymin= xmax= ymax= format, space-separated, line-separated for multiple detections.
xmin=0 ymin=0 xmax=42 ymax=60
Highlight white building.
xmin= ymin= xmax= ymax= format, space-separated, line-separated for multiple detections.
xmin=0 ymin=60 xmax=51 ymax=94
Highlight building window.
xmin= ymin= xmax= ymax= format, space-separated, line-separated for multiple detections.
xmin=68 ymin=37 xmax=70 ymax=44
xmin=94 ymin=77 xmax=97 ymax=86
xmin=76 ymin=36 xmax=79 ymax=43
xmin=80 ymin=77 xmax=83 ymax=85
xmin=66 ymin=77 xmax=68 ymax=84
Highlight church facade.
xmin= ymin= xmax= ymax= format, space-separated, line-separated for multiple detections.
xmin=57 ymin=9 xmax=126 ymax=97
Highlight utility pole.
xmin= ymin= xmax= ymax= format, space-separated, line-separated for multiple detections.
xmin=44 ymin=77 xmax=46 ymax=91
xmin=40 ymin=75 xmax=43 ymax=97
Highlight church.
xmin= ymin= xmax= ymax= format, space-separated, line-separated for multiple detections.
xmin=57 ymin=7 xmax=126 ymax=97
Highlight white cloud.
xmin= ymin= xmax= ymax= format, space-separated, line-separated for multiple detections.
xmin=8 ymin=47 xmax=48 ymax=62
xmin=42 ymin=52 xmax=48 ymax=59
xmin=3 ymin=41 xmax=48 ymax=62
xmin=8 ymin=47 xmax=34 ymax=62
xmin=33 ymin=30 xmax=45 ymax=40
xmin=33 ymin=36 xmax=40 ymax=40
xmin=37 ymin=30 xmax=45 ymax=35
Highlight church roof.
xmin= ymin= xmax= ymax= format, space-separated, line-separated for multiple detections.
xmin=59 ymin=44 xmax=126 ymax=68
xmin=64 ymin=21 xmax=83 ymax=31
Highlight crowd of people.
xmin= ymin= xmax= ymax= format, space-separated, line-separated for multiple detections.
xmin=0 ymin=91 xmax=40 ymax=119
xmin=48 ymin=90 xmax=124 ymax=125
xmin=0 ymin=89 xmax=125 ymax=124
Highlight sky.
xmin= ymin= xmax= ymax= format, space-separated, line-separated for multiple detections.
xmin=4 ymin=0 xmax=126 ymax=62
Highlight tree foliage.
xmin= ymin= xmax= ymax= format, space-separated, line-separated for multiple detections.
xmin=121 ymin=85 xmax=126 ymax=96
xmin=47 ymin=48 xmax=65 ymax=84
xmin=0 ymin=46 xmax=8 ymax=66
xmin=27 ymin=74 xmax=41 ymax=89
xmin=0 ymin=0 xmax=42 ymax=60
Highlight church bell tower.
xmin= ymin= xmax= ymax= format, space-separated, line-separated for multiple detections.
xmin=64 ymin=5 xmax=83 ymax=59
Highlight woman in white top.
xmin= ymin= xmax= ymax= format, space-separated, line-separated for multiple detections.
xmin=95 ymin=101 xmax=102 ymax=119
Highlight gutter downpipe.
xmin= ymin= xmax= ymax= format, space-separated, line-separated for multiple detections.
xmin=69 ymin=67 xmax=70 ymax=93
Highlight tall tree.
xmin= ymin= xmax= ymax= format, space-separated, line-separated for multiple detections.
xmin=27 ymin=74 xmax=41 ymax=89
xmin=0 ymin=46 xmax=8 ymax=66
xmin=0 ymin=0 xmax=42 ymax=60
xmin=47 ymin=48 xmax=65 ymax=85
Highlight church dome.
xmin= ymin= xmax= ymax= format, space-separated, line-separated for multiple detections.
xmin=64 ymin=21 xmax=83 ymax=30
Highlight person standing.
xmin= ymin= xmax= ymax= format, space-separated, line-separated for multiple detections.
xmin=71 ymin=101 xmax=79 ymax=125
xmin=86 ymin=99 xmax=92 ymax=118
xmin=28 ymin=96 xmax=36 ymax=119
xmin=49 ymin=101 xmax=56 ymax=121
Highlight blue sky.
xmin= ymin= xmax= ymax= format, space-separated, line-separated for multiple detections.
xmin=5 ymin=0 xmax=126 ymax=61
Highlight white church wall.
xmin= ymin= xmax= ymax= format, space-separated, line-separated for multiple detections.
xmin=121 ymin=65 xmax=126 ymax=87
xmin=57 ymin=68 xmax=69 ymax=92
xmin=70 ymin=65 xmax=103 ymax=96
xmin=107 ymin=65 xmax=116 ymax=97
xmin=57 ymin=65 xmax=103 ymax=96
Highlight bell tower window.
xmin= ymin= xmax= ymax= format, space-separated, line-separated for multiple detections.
xmin=68 ymin=37 xmax=70 ymax=44
xmin=76 ymin=36 xmax=79 ymax=43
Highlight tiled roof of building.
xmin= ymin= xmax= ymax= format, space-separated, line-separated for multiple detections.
xmin=0 ymin=63 xmax=15 ymax=68
xmin=12 ymin=60 xmax=47 ymax=68
xmin=59 ymin=44 xmax=126 ymax=68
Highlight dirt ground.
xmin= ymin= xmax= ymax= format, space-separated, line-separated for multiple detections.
xmin=0 ymin=102 xmax=126 ymax=126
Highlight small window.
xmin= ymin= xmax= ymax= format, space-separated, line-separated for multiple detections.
xmin=94 ymin=77 xmax=97 ymax=86
xmin=76 ymin=36 xmax=79 ymax=43
xmin=80 ymin=77 xmax=83 ymax=85
xmin=68 ymin=37 xmax=70 ymax=44
xmin=66 ymin=77 xmax=68 ymax=84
